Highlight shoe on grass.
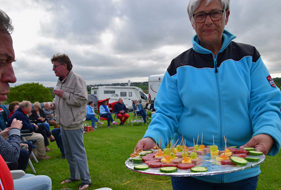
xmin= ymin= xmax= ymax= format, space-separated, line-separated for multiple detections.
xmin=60 ymin=154 xmax=66 ymax=159
xmin=113 ymin=121 xmax=117 ymax=125
xmin=37 ymin=155 xmax=51 ymax=160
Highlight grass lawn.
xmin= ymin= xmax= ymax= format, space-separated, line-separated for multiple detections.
xmin=25 ymin=113 xmax=281 ymax=190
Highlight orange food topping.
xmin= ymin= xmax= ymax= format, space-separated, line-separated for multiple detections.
xmin=136 ymin=149 xmax=143 ymax=153
xmin=156 ymin=150 xmax=164 ymax=157
xmin=199 ymin=145 xmax=205 ymax=149
xmin=225 ymin=148 xmax=230 ymax=153
xmin=153 ymin=146 xmax=159 ymax=150
xmin=130 ymin=153 xmax=139 ymax=157
xmin=164 ymin=155 xmax=171 ymax=161
xmin=183 ymin=157 xmax=190 ymax=162
xmin=219 ymin=153 xmax=229 ymax=159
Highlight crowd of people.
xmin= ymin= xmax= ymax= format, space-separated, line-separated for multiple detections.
xmin=2 ymin=0 xmax=281 ymax=189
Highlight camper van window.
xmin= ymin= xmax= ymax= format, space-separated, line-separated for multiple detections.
xmin=94 ymin=90 xmax=97 ymax=95
xmin=120 ymin=92 xmax=127 ymax=97
xmin=104 ymin=90 xmax=115 ymax=94
xmin=129 ymin=92 xmax=132 ymax=97
xmin=140 ymin=92 xmax=147 ymax=100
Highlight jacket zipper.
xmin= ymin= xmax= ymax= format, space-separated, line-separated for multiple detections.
xmin=70 ymin=107 xmax=75 ymax=122
xmin=57 ymin=84 xmax=62 ymax=125
xmin=213 ymin=55 xmax=224 ymax=183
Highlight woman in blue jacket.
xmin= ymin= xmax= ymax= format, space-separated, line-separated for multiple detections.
xmin=99 ymin=100 xmax=117 ymax=128
xmin=86 ymin=101 xmax=103 ymax=128
xmin=134 ymin=0 xmax=281 ymax=189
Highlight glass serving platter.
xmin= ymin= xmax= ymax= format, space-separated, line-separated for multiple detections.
xmin=125 ymin=154 xmax=265 ymax=177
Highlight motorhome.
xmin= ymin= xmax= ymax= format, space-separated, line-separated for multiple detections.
xmin=148 ymin=74 xmax=164 ymax=104
xmin=91 ymin=86 xmax=149 ymax=111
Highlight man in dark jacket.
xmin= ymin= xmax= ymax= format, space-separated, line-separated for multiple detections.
xmin=8 ymin=101 xmax=50 ymax=160
xmin=114 ymin=98 xmax=129 ymax=125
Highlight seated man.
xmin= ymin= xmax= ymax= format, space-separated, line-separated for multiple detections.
xmin=114 ymin=98 xmax=129 ymax=125
xmin=42 ymin=103 xmax=59 ymax=128
xmin=133 ymin=100 xmax=148 ymax=123
xmin=8 ymin=101 xmax=51 ymax=160
xmin=86 ymin=101 xmax=103 ymax=129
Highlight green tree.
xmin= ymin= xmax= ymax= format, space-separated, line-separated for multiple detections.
xmin=7 ymin=83 xmax=53 ymax=103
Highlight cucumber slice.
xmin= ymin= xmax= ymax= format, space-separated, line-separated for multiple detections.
xmin=134 ymin=165 xmax=149 ymax=170
xmin=160 ymin=167 xmax=178 ymax=173
xmin=230 ymin=156 xmax=248 ymax=166
xmin=190 ymin=166 xmax=208 ymax=173
xmin=139 ymin=152 xmax=147 ymax=157
xmin=243 ymin=147 xmax=255 ymax=151
xmin=228 ymin=146 xmax=238 ymax=148
xmin=249 ymin=151 xmax=263 ymax=156
xmin=132 ymin=157 xmax=143 ymax=163
xmin=244 ymin=157 xmax=260 ymax=162
xmin=145 ymin=150 xmax=153 ymax=154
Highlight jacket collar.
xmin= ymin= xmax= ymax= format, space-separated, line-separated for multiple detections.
xmin=192 ymin=29 xmax=236 ymax=55
xmin=59 ymin=70 xmax=73 ymax=83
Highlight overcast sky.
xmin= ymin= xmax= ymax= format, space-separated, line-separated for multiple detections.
xmin=2 ymin=0 xmax=281 ymax=87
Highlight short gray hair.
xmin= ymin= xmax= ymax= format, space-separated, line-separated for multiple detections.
xmin=19 ymin=101 xmax=31 ymax=109
xmin=0 ymin=9 xmax=14 ymax=34
xmin=187 ymin=0 xmax=230 ymax=21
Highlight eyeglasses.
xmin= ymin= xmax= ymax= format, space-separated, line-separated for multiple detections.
xmin=193 ymin=10 xmax=225 ymax=23
xmin=53 ymin=64 xmax=63 ymax=69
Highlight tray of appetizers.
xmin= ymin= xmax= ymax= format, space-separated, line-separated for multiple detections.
xmin=125 ymin=146 xmax=266 ymax=177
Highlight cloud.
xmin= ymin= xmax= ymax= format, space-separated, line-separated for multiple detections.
xmin=1 ymin=0 xmax=280 ymax=87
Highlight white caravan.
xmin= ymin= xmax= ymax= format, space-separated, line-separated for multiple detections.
xmin=148 ymin=74 xmax=164 ymax=104
xmin=91 ymin=86 xmax=149 ymax=110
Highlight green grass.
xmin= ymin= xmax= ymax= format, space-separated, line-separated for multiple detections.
xmin=25 ymin=113 xmax=281 ymax=190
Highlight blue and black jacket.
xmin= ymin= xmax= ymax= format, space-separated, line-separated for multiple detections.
xmin=144 ymin=30 xmax=281 ymax=183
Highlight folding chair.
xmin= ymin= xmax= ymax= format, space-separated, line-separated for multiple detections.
xmin=21 ymin=130 xmax=38 ymax=173
xmin=131 ymin=100 xmax=144 ymax=126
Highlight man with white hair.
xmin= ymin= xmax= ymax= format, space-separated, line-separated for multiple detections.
xmin=134 ymin=0 xmax=281 ymax=189
xmin=8 ymin=101 xmax=50 ymax=160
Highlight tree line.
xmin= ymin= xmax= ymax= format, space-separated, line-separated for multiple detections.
xmin=5 ymin=78 xmax=280 ymax=104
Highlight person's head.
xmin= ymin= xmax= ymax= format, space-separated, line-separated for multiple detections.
xmin=8 ymin=101 xmax=19 ymax=112
xmin=20 ymin=101 xmax=32 ymax=115
xmin=102 ymin=100 xmax=107 ymax=105
xmin=88 ymin=101 xmax=94 ymax=107
xmin=51 ymin=53 xmax=72 ymax=79
xmin=118 ymin=98 xmax=123 ymax=104
xmin=134 ymin=100 xmax=139 ymax=105
xmin=0 ymin=10 xmax=17 ymax=101
xmin=33 ymin=101 xmax=41 ymax=111
xmin=44 ymin=103 xmax=50 ymax=110
xmin=187 ymin=0 xmax=230 ymax=48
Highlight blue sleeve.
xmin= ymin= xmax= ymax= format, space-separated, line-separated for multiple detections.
xmin=249 ymin=57 xmax=281 ymax=156
xmin=133 ymin=104 xmax=136 ymax=110
xmin=99 ymin=105 xmax=105 ymax=114
xmin=143 ymin=71 xmax=183 ymax=148
xmin=86 ymin=105 xmax=95 ymax=116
